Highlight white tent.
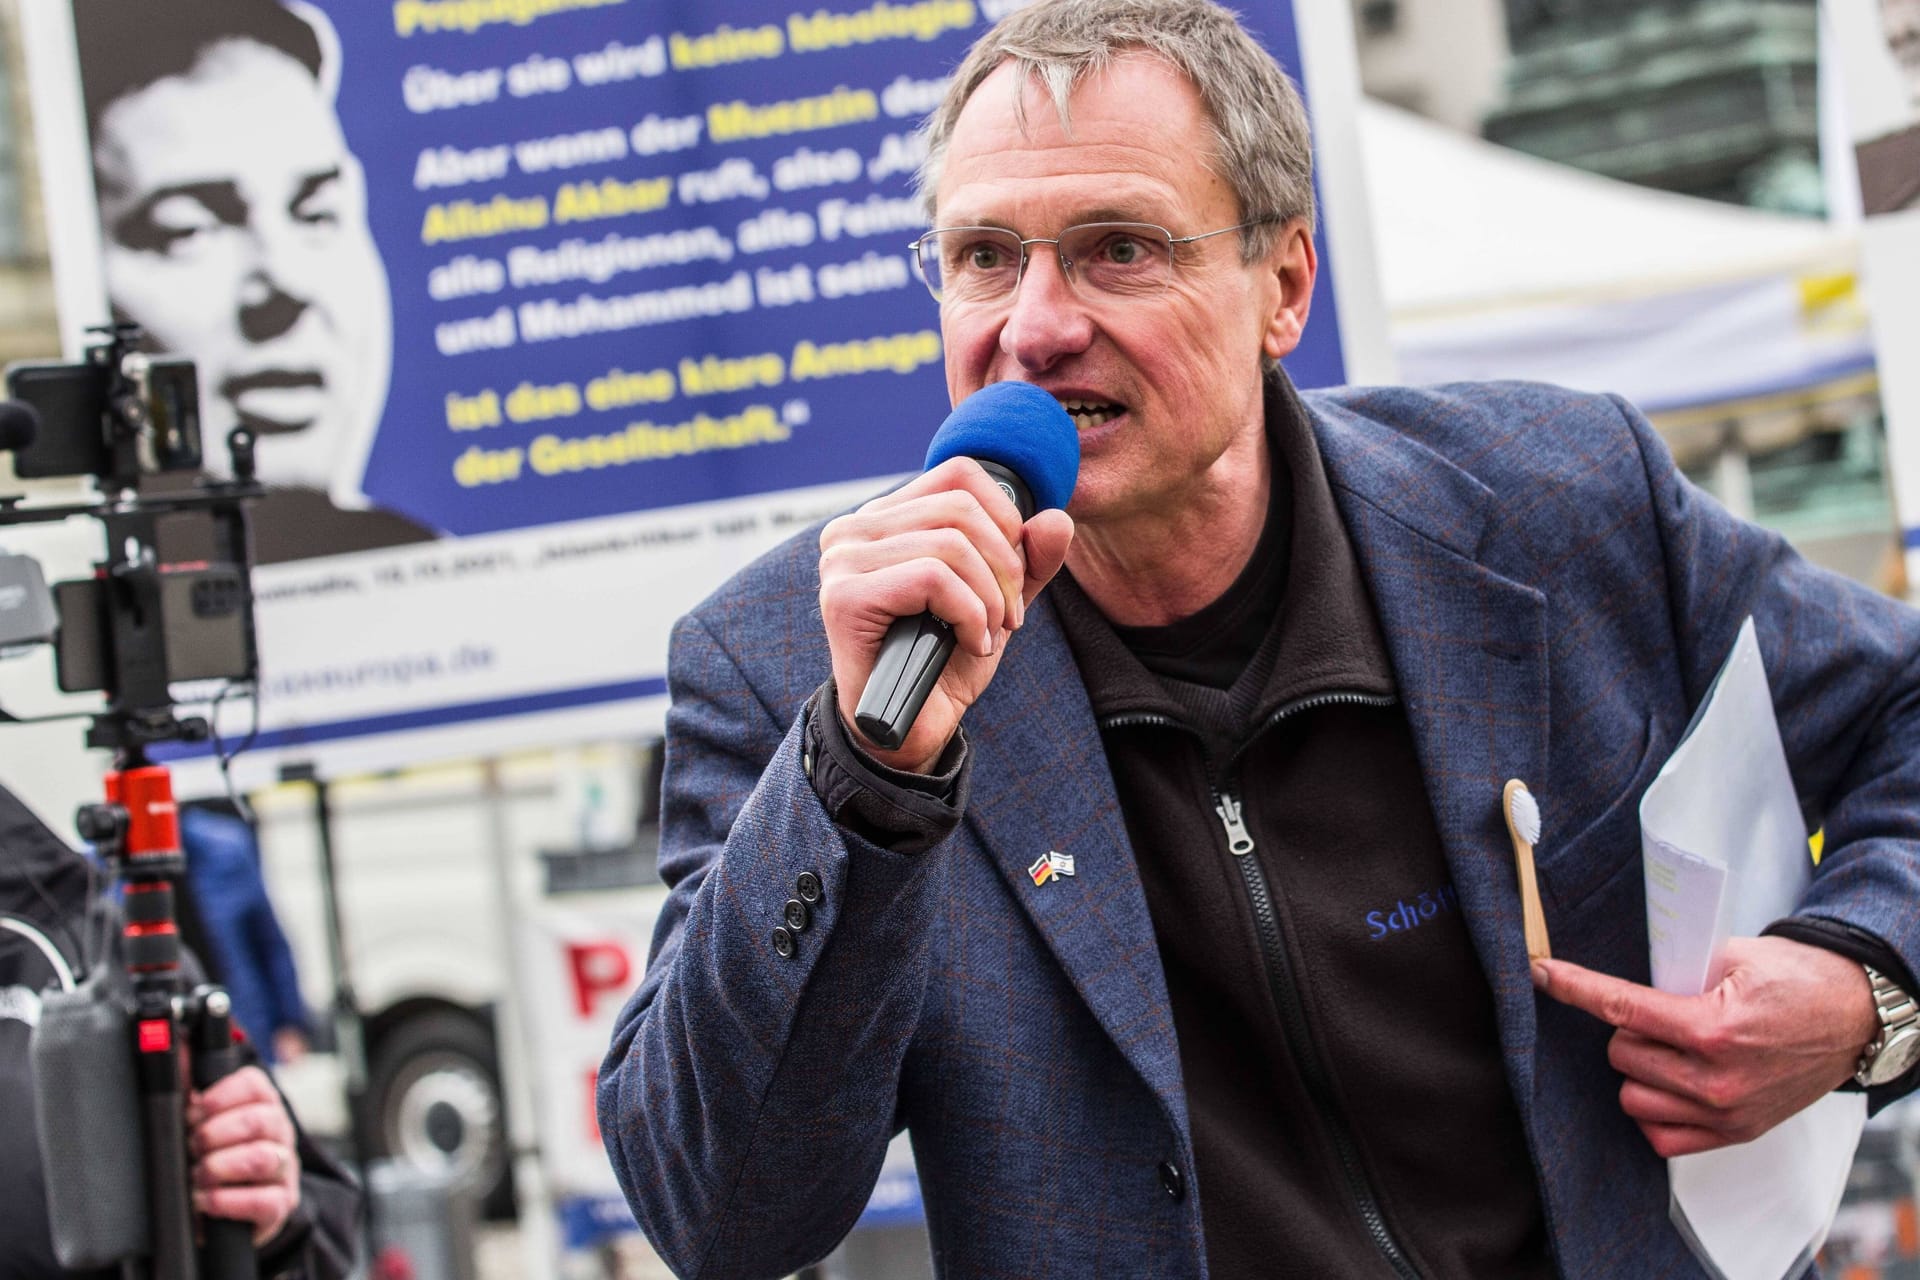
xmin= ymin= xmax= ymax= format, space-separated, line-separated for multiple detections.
xmin=1360 ymin=99 xmax=1874 ymax=419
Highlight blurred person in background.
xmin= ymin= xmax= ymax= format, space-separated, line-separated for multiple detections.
xmin=180 ymin=798 xmax=312 ymax=1067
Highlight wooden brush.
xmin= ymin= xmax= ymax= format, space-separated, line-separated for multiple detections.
xmin=1503 ymin=779 xmax=1551 ymax=961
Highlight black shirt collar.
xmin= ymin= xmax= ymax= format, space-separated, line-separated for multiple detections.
xmin=1053 ymin=370 xmax=1397 ymax=723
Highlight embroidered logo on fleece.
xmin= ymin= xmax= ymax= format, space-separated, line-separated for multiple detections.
xmin=1366 ymin=884 xmax=1459 ymax=940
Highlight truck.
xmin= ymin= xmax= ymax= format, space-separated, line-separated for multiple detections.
xmin=253 ymin=739 xmax=666 ymax=1221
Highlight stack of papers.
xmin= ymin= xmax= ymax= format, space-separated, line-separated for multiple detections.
xmin=1638 ymin=617 xmax=1867 ymax=1280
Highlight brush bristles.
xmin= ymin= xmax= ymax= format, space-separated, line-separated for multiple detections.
xmin=1508 ymin=785 xmax=1541 ymax=845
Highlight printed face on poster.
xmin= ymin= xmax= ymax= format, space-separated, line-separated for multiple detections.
xmin=28 ymin=0 xmax=1369 ymax=781
xmin=1828 ymin=0 xmax=1920 ymax=580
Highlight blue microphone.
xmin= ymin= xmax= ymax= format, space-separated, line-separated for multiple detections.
xmin=853 ymin=382 xmax=1079 ymax=751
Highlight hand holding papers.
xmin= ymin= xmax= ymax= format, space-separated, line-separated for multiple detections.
xmin=1637 ymin=616 xmax=1867 ymax=1280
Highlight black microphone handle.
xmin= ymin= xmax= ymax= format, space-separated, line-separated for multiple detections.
xmin=852 ymin=461 xmax=1033 ymax=752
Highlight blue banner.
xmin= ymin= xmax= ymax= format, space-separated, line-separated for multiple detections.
xmin=60 ymin=0 xmax=1352 ymax=782
xmin=322 ymin=0 xmax=1345 ymax=536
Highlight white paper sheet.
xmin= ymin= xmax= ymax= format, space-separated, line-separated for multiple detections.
xmin=1643 ymin=836 xmax=1731 ymax=996
xmin=1638 ymin=617 xmax=1868 ymax=1280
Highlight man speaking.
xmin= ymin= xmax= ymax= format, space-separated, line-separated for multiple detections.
xmin=599 ymin=2 xmax=1920 ymax=1276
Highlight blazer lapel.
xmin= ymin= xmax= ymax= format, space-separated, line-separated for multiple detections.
xmin=1309 ymin=397 xmax=1552 ymax=1101
xmin=962 ymin=599 xmax=1188 ymax=1121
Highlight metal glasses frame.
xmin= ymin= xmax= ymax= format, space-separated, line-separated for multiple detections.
xmin=906 ymin=217 xmax=1280 ymax=302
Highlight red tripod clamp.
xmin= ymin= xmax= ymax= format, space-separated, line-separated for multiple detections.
xmin=80 ymin=759 xmax=257 ymax=1280
xmin=99 ymin=765 xmax=187 ymax=978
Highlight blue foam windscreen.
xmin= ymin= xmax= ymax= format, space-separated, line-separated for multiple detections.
xmin=923 ymin=381 xmax=1080 ymax=513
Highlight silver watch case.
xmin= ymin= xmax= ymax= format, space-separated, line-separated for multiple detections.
xmin=1855 ymin=964 xmax=1920 ymax=1088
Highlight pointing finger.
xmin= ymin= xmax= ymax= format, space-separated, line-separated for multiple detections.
xmin=1532 ymin=957 xmax=1705 ymax=1047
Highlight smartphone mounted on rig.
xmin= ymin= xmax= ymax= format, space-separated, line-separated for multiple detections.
xmin=6 ymin=339 xmax=202 ymax=482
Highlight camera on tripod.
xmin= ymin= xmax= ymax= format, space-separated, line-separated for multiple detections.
xmin=2 ymin=324 xmax=271 ymax=1280
xmin=6 ymin=329 xmax=202 ymax=483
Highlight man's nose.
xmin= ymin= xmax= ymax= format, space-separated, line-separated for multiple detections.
xmin=237 ymin=278 xmax=308 ymax=343
xmin=998 ymin=249 xmax=1094 ymax=373
xmin=236 ymin=225 xmax=326 ymax=341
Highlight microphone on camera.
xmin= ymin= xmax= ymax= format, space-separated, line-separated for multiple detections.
xmin=32 ymin=972 xmax=150 ymax=1269
xmin=853 ymin=381 xmax=1079 ymax=751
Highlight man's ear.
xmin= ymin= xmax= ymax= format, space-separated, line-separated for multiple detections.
xmin=1261 ymin=219 xmax=1317 ymax=361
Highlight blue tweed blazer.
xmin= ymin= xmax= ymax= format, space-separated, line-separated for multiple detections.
xmin=600 ymin=382 xmax=1920 ymax=1280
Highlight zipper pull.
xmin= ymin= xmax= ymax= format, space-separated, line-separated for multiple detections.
xmin=1214 ymin=790 xmax=1255 ymax=855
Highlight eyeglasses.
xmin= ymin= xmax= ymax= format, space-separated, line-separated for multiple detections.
xmin=907 ymin=218 xmax=1276 ymax=305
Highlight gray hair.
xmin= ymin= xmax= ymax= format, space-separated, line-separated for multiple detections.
xmin=915 ymin=0 xmax=1316 ymax=262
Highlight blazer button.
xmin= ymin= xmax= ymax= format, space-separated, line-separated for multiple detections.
xmin=783 ymin=899 xmax=810 ymax=932
xmin=1158 ymin=1161 xmax=1185 ymax=1202
xmin=771 ymin=927 xmax=796 ymax=959
xmin=796 ymin=871 xmax=824 ymax=905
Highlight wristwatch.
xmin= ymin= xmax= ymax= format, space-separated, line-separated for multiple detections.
xmin=1854 ymin=964 xmax=1920 ymax=1087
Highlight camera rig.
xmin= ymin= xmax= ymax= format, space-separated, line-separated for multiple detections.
xmin=3 ymin=324 xmax=268 ymax=1280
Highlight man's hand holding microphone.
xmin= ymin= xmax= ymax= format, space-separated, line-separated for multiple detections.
xmin=818 ymin=382 xmax=1080 ymax=774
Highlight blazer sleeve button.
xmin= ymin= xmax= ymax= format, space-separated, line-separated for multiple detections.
xmin=1157 ymin=1161 xmax=1185 ymax=1202
xmin=771 ymin=926 xmax=796 ymax=959
xmin=783 ymin=899 xmax=810 ymax=932
xmin=796 ymin=871 xmax=824 ymax=904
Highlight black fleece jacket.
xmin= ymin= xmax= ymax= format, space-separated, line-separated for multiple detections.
xmin=1046 ymin=375 xmax=1553 ymax=1278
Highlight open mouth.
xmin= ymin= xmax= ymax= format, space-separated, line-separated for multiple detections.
xmin=1058 ymin=398 xmax=1123 ymax=431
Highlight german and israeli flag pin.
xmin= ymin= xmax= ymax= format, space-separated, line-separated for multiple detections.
xmin=1028 ymin=850 xmax=1076 ymax=886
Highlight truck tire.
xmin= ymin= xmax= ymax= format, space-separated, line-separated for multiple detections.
xmin=364 ymin=1009 xmax=513 ymax=1217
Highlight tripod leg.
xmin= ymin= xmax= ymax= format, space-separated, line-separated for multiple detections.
xmin=133 ymin=992 xmax=196 ymax=1280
